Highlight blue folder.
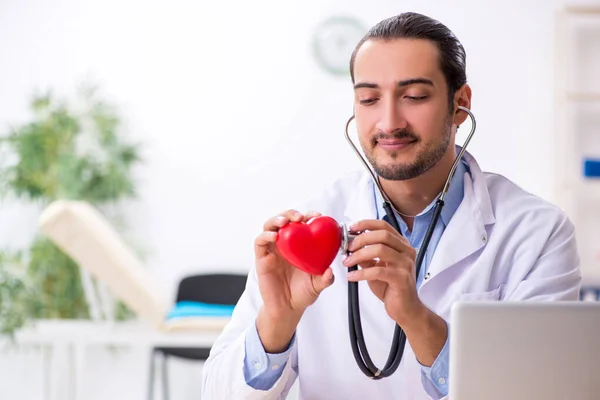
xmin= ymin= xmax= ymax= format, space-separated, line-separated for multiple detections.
xmin=166 ymin=301 xmax=235 ymax=319
xmin=583 ymin=159 xmax=600 ymax=178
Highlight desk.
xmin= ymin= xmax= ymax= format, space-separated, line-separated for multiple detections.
xmin=11 ymin=319 xmax=227 ymax=400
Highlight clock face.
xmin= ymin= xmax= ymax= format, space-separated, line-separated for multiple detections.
xmin=312 ymin=16 xmax=367 ymax=76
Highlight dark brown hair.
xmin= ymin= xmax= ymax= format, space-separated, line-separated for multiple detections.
xmin=350 ymin=12 xmax=467 ymax=108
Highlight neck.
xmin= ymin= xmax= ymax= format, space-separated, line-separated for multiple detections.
xmin=379 ymin=146 xmax=457 ymax=222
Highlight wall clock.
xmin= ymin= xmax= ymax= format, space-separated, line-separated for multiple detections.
xmin=311 ymin=16 xmax=367 ymax=76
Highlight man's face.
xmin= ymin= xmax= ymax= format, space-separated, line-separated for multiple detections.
xmin=352 ymin=38 xmax=455 ymax=181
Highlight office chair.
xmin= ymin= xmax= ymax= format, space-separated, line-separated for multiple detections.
xmin=148 ymin=273 xmax=247 ymax=400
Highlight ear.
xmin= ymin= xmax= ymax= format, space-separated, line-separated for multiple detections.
xmin=453 ymin=84 xmax=472 ymax=128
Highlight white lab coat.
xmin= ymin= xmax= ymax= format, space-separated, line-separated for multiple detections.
xmin=201 ymin=150 xmax=581 ymax=400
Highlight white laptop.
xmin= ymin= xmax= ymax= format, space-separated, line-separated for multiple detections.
xmin=449 ymin=301 xmax=600 ymax=400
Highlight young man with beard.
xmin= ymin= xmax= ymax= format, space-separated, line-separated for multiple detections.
xmin=201 ymin=11 xmax=580 ymax=400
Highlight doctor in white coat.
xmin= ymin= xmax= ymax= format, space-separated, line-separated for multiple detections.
xmin=201 ymin=11 xmax=581 ymax=400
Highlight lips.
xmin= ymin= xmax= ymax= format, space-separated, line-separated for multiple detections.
xmin=377 ymin=138 xmax=416 ymax=145
xmin=376 ymin=138 xmax=417 ymax=150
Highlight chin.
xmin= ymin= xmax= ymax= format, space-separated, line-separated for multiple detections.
xmin=379 ymin=150 xmax=416 ymax=165
xmin=374 ymin=159 xmax=412 ymax=176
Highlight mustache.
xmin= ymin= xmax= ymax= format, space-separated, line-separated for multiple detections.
xmin=372 ymin=129 xmax=420 ymax=143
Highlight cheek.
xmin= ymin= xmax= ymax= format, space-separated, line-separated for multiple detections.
xmin=354 ymin=111 xmax=376 ymax=145
xmin=406 ymin=105 xmax=446 ymax=142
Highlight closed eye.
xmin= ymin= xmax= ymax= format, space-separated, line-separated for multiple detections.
xmin=405 ymin=96 xmax=428 ymax=101
xmin=359 ymin=98 xmax=378 ymax=105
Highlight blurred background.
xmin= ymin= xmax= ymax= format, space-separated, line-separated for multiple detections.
xmin=0 ymin=0 xmax=599 ymax=399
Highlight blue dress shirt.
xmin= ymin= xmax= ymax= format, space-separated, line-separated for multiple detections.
xmin=243 ymin=158 xmax=469 ymax=394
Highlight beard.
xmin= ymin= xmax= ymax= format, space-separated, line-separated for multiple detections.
xmin=362 ymin=118 xmax=453 ymax=181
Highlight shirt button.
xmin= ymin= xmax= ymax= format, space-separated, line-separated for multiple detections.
xmin=424 ymin=272 xmax=431 ymax=280
xmin=272 ymin=364 xmax=280 ymax=370
xmin=438 ymin=377 xmax=446 ymax=385
xmin=254 ymin=362 xmax=261 ymax=370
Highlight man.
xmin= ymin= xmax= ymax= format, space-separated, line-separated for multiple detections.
xmin=201 ymin=12 xmax=581 ymax=400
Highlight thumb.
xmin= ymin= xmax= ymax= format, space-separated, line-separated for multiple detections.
xmin=312 ymin=268 xmax=335 ymax=294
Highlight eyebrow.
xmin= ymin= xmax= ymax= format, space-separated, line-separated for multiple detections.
xmin=353 ymin=78 xmax=434 ymax=90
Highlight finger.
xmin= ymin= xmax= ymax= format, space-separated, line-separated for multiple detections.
xmin=303 ymin=211 xmax=322 ymax=222
xmin=348 ymin=266 xmax=414 ymax=286
xmin=312 ymin=267 xmax=335 ymax=294
xmin=343 ymin=244 xmax=393 ymax=267
xmin=350 ymin=219 xmax=399 ymax=234
xmin=254 ymin=231 xmax=278 ymax=258
xmin=343 ymin=252 xmax=378 ymax=270
xmin=347 ymin=266 xmax=396 ymax=283
xmin=344 ymin=244 xmax=413 ymax=269
xmin=347 ymin=229 xmax=410 ymax=254
xmin=263 ymin=209 xmax=304 ymax=231
xmin=357 ymin=259 xmax=377 ymax=270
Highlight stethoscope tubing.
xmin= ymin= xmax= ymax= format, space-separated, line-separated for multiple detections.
xmin=344 ymin=106 xmax=477 ymax=379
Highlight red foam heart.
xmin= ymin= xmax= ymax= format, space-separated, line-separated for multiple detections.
xmin=276 ymin=216 xmax=342 ymax=275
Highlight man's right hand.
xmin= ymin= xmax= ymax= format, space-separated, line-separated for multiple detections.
xmin=253 ymin=209 xmax=335 ymax=353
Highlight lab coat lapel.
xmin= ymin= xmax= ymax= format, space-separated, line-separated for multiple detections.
xmin=342 ymin=172 xmax=379 ymax=225
xmin=422 ymin=151 xmax=496 ymax=283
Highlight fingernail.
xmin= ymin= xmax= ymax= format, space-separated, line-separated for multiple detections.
xmin=347 ymin=271 xmax=357 ymax=280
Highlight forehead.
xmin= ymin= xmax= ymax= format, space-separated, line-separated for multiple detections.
xmin=353 ymin=38 xmax=444 ymax=85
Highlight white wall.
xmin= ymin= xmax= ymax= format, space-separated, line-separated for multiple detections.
xmin=1 ymin=0 xmax=600 ymax=399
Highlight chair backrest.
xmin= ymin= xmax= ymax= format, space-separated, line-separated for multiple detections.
xmin=175 ymin=273 xmax=247 ymax=305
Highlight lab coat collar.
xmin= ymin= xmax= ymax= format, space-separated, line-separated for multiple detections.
xmin=460 ymin=147 xmax=495 ymax=226
xmin=421 ymin=148 xmax=496 ymax=288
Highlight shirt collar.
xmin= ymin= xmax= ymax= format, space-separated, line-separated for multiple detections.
xmin=373 ymin=151 xmax=468 ymax=228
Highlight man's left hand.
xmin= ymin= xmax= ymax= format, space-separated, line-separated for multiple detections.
xmin=342 ymin=218 xmax=448 ymax=367
xmin=342 ymin=219 xmax=426 ymax=327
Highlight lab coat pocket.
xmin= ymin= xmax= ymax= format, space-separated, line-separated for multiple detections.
xmin=457 ymin=285 xmax=504 ymax=301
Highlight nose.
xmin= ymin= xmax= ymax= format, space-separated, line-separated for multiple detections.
xmin=376 ymin=98 xmax=407 ymax=135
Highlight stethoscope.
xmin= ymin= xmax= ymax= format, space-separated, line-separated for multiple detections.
xmin=339 ymin=105 xmax=477 ymax=379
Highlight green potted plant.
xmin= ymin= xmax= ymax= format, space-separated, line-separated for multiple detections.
xmin=0 ymin=83 xmax=143 ymax=336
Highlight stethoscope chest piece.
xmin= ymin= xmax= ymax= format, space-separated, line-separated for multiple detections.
xmin=339 ymin=223 xmax=359 ymax=254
